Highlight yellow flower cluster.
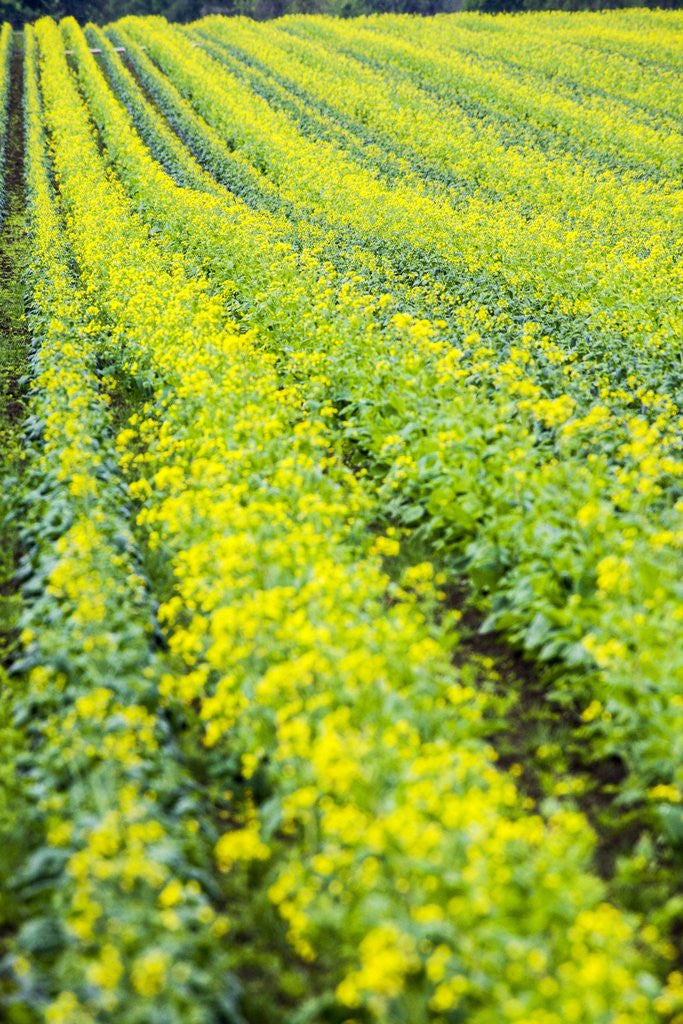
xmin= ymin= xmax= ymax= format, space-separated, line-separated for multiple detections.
xmin=37 ymin=12 xmax=676 ymax=1019
xmin=8 ymin=27 xmax=237 ymax=1024
xmin=89 ymin=9 xmax=683 ymax=836
xmin=4 ymin=10 xmax=680 ymax=1024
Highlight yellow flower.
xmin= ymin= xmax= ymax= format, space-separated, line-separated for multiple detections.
xmin=371 ymin=535 xmax=400 ymax=558
xmin=131 ymin=949 xmax=169 ymax=997
xmin=159 ymin=878 xmax=184 ymax=907
xmin=86 ymin=944 xmax=124 ymax=991
xmin=215 ymin=824 xmax=269 ymax=872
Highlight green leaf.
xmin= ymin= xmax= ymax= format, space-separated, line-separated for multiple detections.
xmin=18 ymin=916 xmax=66 ymax=955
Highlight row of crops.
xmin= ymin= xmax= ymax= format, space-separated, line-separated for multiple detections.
xmin=0 ymin=10 xmax=680 ymax=1023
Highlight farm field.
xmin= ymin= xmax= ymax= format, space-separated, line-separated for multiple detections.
xmin=0 ymin=8 xmax=681 ymax=1023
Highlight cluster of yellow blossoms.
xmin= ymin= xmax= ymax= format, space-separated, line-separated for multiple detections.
xmin=93 ymin=10 xmax=682 ymax=844
xmin=1 ymin=10 xmax=681 ymax=1024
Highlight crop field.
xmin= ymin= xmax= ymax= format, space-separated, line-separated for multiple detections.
xmin=0 ymin=8 xmax=680 ymax=1023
